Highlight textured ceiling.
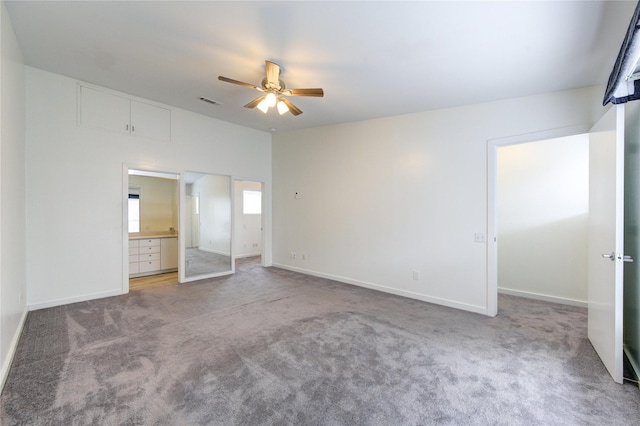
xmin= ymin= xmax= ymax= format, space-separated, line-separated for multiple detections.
xmin=5 ymin=1 xmax=637 ymax=133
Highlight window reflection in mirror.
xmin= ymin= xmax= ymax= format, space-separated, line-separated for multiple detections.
xmin=184 ymin=172 xmax=232 ymax=278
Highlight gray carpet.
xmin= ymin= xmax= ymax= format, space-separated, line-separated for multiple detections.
xmin=1 ymin=257 xmax=638 ymax=425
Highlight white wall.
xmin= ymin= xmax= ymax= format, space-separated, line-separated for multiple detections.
xmin=273 ymin=86 xmax=605 ymax=315
xmin=234 ymin=180 xmax=262 ymax=258
xmin=25 ymin=67 xmax=271 ymax=309
xmin=497 ymin=135 xmax=589 ymax=306
xmin=0 ymin=1 xmax=27 ymax=388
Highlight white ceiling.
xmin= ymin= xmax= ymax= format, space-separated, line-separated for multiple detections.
xmin=5 ymin=1 xmax=637 ymax=133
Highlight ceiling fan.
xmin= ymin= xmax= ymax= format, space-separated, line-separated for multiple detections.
xmin=218 ymin=60 xmax=324 ymax=116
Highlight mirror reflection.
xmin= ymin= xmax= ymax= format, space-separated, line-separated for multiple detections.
xmin=184 ymin=172 xmax=232 ymax=277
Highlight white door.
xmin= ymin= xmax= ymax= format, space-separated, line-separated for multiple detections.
xmin=587 ymin=104 xmax=625 ymax=384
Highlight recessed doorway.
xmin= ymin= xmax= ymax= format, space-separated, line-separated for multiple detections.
xmin=126 ymin=168 xmax=180 ymax=292
xmin=234 ymin=180 xmax=264 ymax=264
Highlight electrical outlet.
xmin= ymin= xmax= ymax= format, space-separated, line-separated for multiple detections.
xmin=474 ymin=232 xmax=487 ymax=243
xmin=412 ymin=271 xmax=420 ymax=280
xmin=290 ymin=252 xmax=296 ymax=259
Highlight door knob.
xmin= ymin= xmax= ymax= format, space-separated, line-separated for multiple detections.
xmin=602 ymin=252 xmax=615 ymax=261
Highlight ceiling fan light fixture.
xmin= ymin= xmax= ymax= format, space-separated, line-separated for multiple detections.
xmin=219 ymin=60 xmax=322 ymax=117
xmin=265 ymin=92 xmax=277 ymax=107
xmin=277 ymin=100 xmax=289 ymax=115
xmin=257 ymin=99 xmax=269 ymax=113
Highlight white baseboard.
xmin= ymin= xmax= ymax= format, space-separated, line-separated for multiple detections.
xmin=198 ymin=247 xmax=230 ymax=256
xmin=28 ymin=289 xmax=123 ymax=311
xmin=235 ymin=252 xmax=261 ymax=259
xmin=272 ymin=263 xmax=488 ymax=315
xmin=498 ymin=287 xmax=587 ymax=308
xmin=0 ymin=308 xmax=28 ymax=393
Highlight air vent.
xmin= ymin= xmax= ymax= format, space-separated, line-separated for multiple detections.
xmin=200 ymin=97 xmax=221 ymax=106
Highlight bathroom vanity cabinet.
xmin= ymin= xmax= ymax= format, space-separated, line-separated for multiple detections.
xmin=129 ymin=236 xmax=178 ymax=277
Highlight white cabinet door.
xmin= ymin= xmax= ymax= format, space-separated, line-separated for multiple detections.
xmin=80 ymin=85 xmax=171 ymax=141
xmin=80 ymin=86 xmax=130 ymax=134
xmin=130 ymin=100 xmax=171 ymax=142
xmin=161 ymin=237 xmax=178 ymax=270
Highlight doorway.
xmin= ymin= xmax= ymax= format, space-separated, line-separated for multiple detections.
xmin=496 ymin=134 xmax=590 ymax=308
xmin=234 ymin=180 xmax=264 ymax=264
xmin=487 ymin=125 xmax=591 ymax=316
xmin=125 ymin=168 xmax=180 ymax=292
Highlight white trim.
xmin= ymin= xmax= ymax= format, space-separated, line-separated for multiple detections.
xmin=0 ymin=309 xmax=28 ymax=393
xmin=498 ymin=287 xmax=587 ymax=308
xmin=235 ymin=252 xmax=261 ymax=259
xmin=28 ymin=290 xmax=123 ymax=311
xmin=229 ymin=176 xmax=235 ymax=275
xmin=179 ymin=172 xmax=186 ymax=283
xmin=486 ymin=124 xmax=591 ymax=317
xmin=273 ymin=263 xmax=488 ymax=315
xmin=122 ymin=164 xmax=130 ymax=293
xmin=198 ymin=247 xmax=231 ymax=256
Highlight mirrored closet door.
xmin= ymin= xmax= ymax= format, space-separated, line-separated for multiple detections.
xmin=183 ymin=172 xmax=233 ymax=280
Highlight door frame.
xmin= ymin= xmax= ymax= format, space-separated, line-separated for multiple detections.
xmin=486 ymin=124 xmax=591 ymax=316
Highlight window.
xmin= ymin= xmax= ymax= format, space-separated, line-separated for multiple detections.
xmin=243 ymin=189 xmax=261 ymax=215
xmin=128 ymin=188 xmax=140 ymax=232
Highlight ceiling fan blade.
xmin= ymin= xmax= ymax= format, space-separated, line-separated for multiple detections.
xmin=284 ymin=88 xmax=324 ymax=97
xmin=218 ymin=76 xmax=263 ymax=91
xmin=244 ymin=95 xmax=265 ymax=109
xmin=265 ymin=61 xmax=281 ymax=87
xmin=281 ymin=97 xmax=303 ymax=116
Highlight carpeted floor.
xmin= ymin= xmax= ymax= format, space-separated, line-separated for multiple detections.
xmin=1 ymin=257 xmax=638 ymax=425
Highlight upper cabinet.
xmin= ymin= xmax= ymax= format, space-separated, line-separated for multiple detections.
xmin=79 ymin=84 xmax=171 ymax=142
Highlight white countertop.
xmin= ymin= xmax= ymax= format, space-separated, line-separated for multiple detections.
xmin=129 ymin=232 xmax=178 ymax=240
